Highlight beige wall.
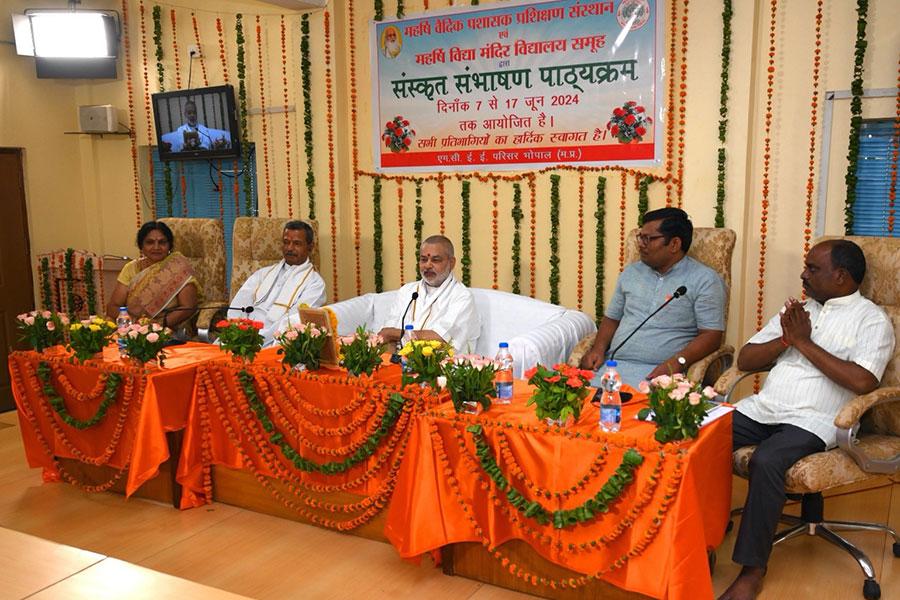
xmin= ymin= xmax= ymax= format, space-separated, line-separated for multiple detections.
xmin=2 ymin=0 xmax=898 ymax=352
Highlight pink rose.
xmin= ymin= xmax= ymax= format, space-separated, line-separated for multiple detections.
xmin=46 ymin=321 xmax=56 ymax=331
xmin=59 ymin=315 xmax=69 ymax=325
xmin=652 ymin=374 xmax=672 ymax=388
xmin=147 ymin=332 xmax=159 ymax=343
xmin=669 ymin=387 xmax=688 ymax=401
xmin=41 ymin=310 xmax=52 ymax=319
xmin=688 ymin=392 xmax=702 ymax=406
xmin=24 ymin=316 xmax=35 ymax=325
xmin=638 ymin=380 xmax=650 ymax=394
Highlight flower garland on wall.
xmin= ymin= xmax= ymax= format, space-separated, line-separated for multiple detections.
xmin=802 ymin=0 xmax=824 ymax=256
xmin=324 ymin=10 xmax=339 ymax=300
xmin=301 ymin=14 xmax=316 ymax=221
xmin=40 ymin=257 xmax=52 ymax=310
xmin=528 ymin=174 xmax=537 ymax=298
xmin=491 ymin=178 xmax=499 ymax=290
xmin=576 ymin=172 xmax=585 ymax=310
xmin=664 ymin=0 xmax=678 ymax=206
xmin=890 ymin=59 xmax=899 ymax=233
xmin=415 ymin=179 xmax=424 ymax=279
xmin=438 ymin=175 xmax=446 ymax=233
xmin=397 ymin=0 xmax=406 ymax=19
xmin=637 ymin=176 xmax=650 ymax=226
xmin=168 ymin=9 xmax=188 ymax=215
xmin=120 ymin=0 xmax=141 ymax=230
xmin=397 ymin=181 xmax=406 ymax=278
xmin=374 ymin=0 xmax=383 ymax=21
xmin=84 ymin=257 xmax=97 ymax=315
xmin=346 ymin=0 xmax=362 ymax=294
xmin=618 ymin=172 xmax=627 ymax=272
xmin=511 ymin=183 xmax=523 ymax=295
xmin=843 ymin=0 xmax=869 ymax=233
xmin=675 ymin=0 xmax=690 ymax=207
xmin=214 ymin=17 xmax=229 ymax=216
xmin=715 ymin=0 xmax=733 ymax=227
xmin=373 ymin=177 xmax=384 ymax=292
xmin=64 ymin=249 xmax=76 ymax=316
xmin=280 ymin=15 xmax=296 ymax=218
xmin=191 ymin=12 xmax=209 ymax=86
xmin=595 ymin=176 xmax=607 ymax=324
xmin=139 ymin=2 xmax=155 ymax=212
xmin=548 ymin=174 xmax=561 ymax=305
xmin=461 ymin=179 xmax=472 ymax=286
xmin=757 ymin=0 xmax=779 ymax=332
xmin=235 ymin=14 xmax=253 ymax=216
xmin=255 ymin=16 xmax=272 ymax=217
xmin=152 ymin=5 xmax=174 ymax=215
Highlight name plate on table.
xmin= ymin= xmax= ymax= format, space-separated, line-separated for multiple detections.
xmin=298 ymin=307 xmax=339 ymax=367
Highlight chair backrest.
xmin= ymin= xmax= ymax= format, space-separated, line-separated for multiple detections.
xmin=159 ymin=218 xmax=226 ymax=303
xmin=818 ymin=236 xmax=900 ymax=436
xmin=230 ymin=217 xmax=320 ymax=296
xmin=623 ymin=227 xmax=736 ymax=321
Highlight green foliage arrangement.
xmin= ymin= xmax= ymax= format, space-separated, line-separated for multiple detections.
xmin=338 ymin=326 xmax=385 ymax=376
xmin=37 ymin=361 xmax=122 ymax=429
xmin=524 ymin=363 xmax=594 ymax=424
xmin=216 ymin=318 xmax=265 ymax=363
xmin=441 ymin=354 xmax=497 ymax=413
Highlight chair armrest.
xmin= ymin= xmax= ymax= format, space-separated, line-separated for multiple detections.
xmin=194 ymin=301 xmax=228 ymax=343
xmin=510 ymin=311 xmax=596 ymax=379
xmin=324 ymin=294 xmax=377 ymax=336
xmin=834 ymin=387 xmax=900 ymax=474
xmin=714 ymin=365 xmax=773 ymax=401
xmin=686 ymin=344 xmax=734 ymax=385
xmin=566 ymin=332 xmax=597 ymax=368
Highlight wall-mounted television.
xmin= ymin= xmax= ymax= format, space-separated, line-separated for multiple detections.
xmin=152 ymin=85 xmax=241 ymax=161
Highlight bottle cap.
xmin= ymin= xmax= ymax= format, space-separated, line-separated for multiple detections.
xmin=404 ymin=324 xmax=414 ymax=330
xmin=119 ymin=306 xmax=127 ymax=310
xmin=499 ymin=342 xmax=508 ymax=348
xmin=605 ymin=359 xmax=617 ymax=367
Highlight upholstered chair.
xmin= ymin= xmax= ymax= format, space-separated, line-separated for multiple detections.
xmin=567 ymin=227 xmax=736 ymax=385
xmin=716 ymin=235 xmax=900 ymax=600
xmin=158 ymin=218 xmax=227 ymax=332
xmin=229 ymin=217 xmax=321 ymax=295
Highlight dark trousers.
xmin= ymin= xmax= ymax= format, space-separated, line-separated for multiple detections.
xmin=732 ymin=411 xmax=825 ymax=568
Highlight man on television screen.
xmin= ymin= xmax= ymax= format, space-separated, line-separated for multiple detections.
xmin=160 ymin=99 xmax=231 ymax=152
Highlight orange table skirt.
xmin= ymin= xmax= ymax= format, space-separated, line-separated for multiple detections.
xmin=175 ymin=359 xmax=444 ymax=531
xmin=384 ymin=381 xmax=732 ymax=600
xmin=9 ymin=343 xmax=226 ymax=495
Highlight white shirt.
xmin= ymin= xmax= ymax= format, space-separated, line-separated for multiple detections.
xmin=383 ymin=274 xmax=481 ymax=354
xmin=161 ymin=124 xmax=232 ymax=152
xmin=737 ymin=291 xmax=895 ymax=447
xmin=229 ymin=259 xmax=326 ymax=346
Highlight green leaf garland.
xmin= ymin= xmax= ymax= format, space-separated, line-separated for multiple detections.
xmin=84 ymin=257 xmax=97 ymax=315
xmin=549 ymin=174 xmax=561 ymax=305
xmin=397 ymin=0 xmax=405 ymax=19
xmin=301 ymin=14 xmax=316 ymax=221
xmin=414 ymin=179 xmax=424 ymax=279
xmin=715 ymin=0 xmax=733 ymax=228
xmin=595 ymin=176 xmax=607 ymax=325
xmin=466 ymin=424 xmax=643 ymax=528
xmin=37 ymin=362 xmax=122 ymax=430
xmin=40 ymin=257 xmax=52 ymax=311
xmin=843 ymin=0 xmax=869 ymax=234
xmin=235 ymin=14 xmax=252 ymax=216
xmin=64 ymin=248 xmax=76 ymax=317
xmin=152 ymin=5 xmax=174 ymax=215
xmin=373 ymin=177 xmax=384 ymax=292
xmin=637 ymin=176 xmax=650 ymax=226
xmin=461 ymin=180 xmax=472 ymax=286
xmin=237 ymin=370 xmax=406 ymax=474
xmin=511 ymin=183 xmax=523 ymax=295
xmin=374 ymin=0 xmax=383 ymax=21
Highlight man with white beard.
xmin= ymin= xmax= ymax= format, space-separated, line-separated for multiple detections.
xmin=378 ymin=235 xmax=480 ymax=354
xmin=381 ymin=25 xmax=402 ymax=59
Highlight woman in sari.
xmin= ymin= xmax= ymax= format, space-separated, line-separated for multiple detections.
xmin=105 ymin=221 xmax=199 ymax=335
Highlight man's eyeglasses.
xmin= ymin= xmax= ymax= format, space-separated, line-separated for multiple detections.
xmin=636 ymin=234 xmax=666 ymax=245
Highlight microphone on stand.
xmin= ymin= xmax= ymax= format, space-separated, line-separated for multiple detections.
xmin=159 ymin=304 xmax=255 ymax=321
xmin=391 ymin=291 xmax=419 ymax=364
xmin=608 ymin=285 xmax=687 ymax=362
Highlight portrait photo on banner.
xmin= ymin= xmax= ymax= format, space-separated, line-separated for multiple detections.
xmin=370 ymin=0 xmax=663 ymax=172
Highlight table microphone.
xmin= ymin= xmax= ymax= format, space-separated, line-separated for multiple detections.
xmin=608 ymin=285 xmax=687 ymax=362
xmin=391 ymin=291 xmax=419 ymax=364
xmin=158 ymin=304 xmax=255 ymax=320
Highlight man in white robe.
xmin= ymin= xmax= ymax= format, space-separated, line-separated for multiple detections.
xmin=379 ymin=235 xmax=480 ymax=354
xmin=160 ymin=100 xmax=231 ymax=152
xmin=228 ymin=221 xmax=326 ymax=346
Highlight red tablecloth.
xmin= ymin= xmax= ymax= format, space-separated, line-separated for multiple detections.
xmin=384 ymin=381 xmax=732 ymax=600
xmin=9 ymin=343 xmax=223 ymax=496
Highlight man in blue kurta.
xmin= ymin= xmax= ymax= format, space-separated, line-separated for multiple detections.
xmin=580 ymin=208 xmax=726 ymax=387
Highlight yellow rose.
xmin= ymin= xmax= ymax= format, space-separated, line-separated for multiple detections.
xmin=92 ymin=317 xmax=105 ymax=325
xmin=106 ymin=321 xmax=116 ymax=328
xmin=88 ymin=324 xmax=101 ymax=332
xmin=422 ymin=346 xmax=434 ymax=357
xmin=70 ymin=323 xmax=82 ymax=331
xmin=398 ymin=346 xmax=412 ymax=357
xmin=429 ymin=340 xmax=441 ymax=348
xmin=447 ymin=349 xmax=455 ymax=357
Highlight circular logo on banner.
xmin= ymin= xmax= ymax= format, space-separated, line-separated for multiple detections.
xmin=617 ymin=0 xmax=651 ymax=31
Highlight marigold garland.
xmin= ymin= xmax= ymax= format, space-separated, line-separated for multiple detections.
xmin=576 ymin=172 xmax=585 ymax=309
xmin=511 ymin=183 xmax=523 ymax=295
xmin=844 ymin=0 xmax=870 ymax=233
xmin=618 ymin=172 xmax=627 ymax=272
xmin=438 ymin=175 xmax=446 ymax=233
xmin=372 ymin=177 xmax=384 ymax=292
xmin=139 ymin=2 xmax=155 ymax=212
xmin=347 ymin=0 xmax=362 ymax=293
xmin=528 ymin=174 xmax=537 ymax=298
xmin=235 ymin=14 xmax=253 ymax=216
xmin=190 ymin=12 xmax=209 ymax=86
xmin=397 ymin=181 xmax=406 ymax=279
xmin=664 ymin=0 xmax=678 ymax=206
xmin=757 ymin=0 xmax=778 ymax=332
xmin=675 ymin=0 xmax=690 ymax=207
xmin=803 ymin=1 xmax=824 ymax=256
xmin=890 ymin=59 xmax=899 ymax=233
xmin=255 ymin=16 xmax=272 ymax=217
xmin=119 ymin=0 xmax=141 ymax=230
xmin=323 ymin=10 xmax=339 ymax=300
xmin=152 ymin=6 xmax=174 ymax=215
xmin=548 ymin=175 xmax=561 ymax=304
xmin=169 ymin=9 xmax=182 ymax=89
xmin=595 ymin=176 xmax=607 ymax=324
xmin=414 ymin=179 xmax=424 ymax=279
xmin=280 ymin=15 xmax=295 ymax=218
xmin=715 ymin=0 xmax=733 ymax=227
xmin=461 ymin=179 xmax=472 ymax=286
xmin=300 ymin=14 xmax=316 ymax=221
xmin=491 ymin=178 xmax=499 ymax=290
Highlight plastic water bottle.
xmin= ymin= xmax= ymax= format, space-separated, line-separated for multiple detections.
xmin=401 ymin=324 xmax=415 ymax=345
xmin=494 ymin=342 xmax=514 ymax=404
xmin=599 ymin=360 xmax=622 ymax=432
xmin=116 ymin=307 xmax=131 ymax=358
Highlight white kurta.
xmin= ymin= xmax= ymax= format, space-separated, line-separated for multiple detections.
xmin=228 ymin=259 xmax=326 ymax=346
xmin=382 ymin=274 xmax=481 ymax=354
xmin=161 ymin=124 xmax=232 ymax=152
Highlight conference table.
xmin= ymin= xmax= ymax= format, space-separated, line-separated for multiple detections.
xmin=384 ymin=381 xmax=733 ymax=600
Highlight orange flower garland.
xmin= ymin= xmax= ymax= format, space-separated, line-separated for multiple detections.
xmin=676 ymin=0 xmax=690 ymax=208
xmin=324 ymin=10 xmax=339 ymax=301
xmin=280 ymin=15 xmax=295 ymax=218
xmin=664 ymin=0 xmax=679 ymax=206
xmin=255 ymin=16 xmax=273 ymax=216
xmin=618 ymin=171 xmax=627 ymax=272
xmin=347 ymin=0 xmax=362 ymax=294
xmin=120 ymin=0 xmax=141 ymax=230
xmin=438 ymin=175 xmax=446 ymax=233
xmin=169 ymin=9 xmax=182 ymax=89
xmin=577 ymin=171 xmax=585 ymax=310
xmin=397 ymin=181 xmax=406 ymax=279
xmin=802 ymin=0 xmax=824 ymax=257
xmin=528 ymin=173 xmax=537 ymax=297
xmin=138 ymin=1 xmax=155 ymax=212
xmin=757 ymin=0 xmax=779 ymax=332
xmin=190 ymin=12 xmax=209 ymax=86
xmin=215 ymin=18 xmax=233 ymax=218
xmin=889 ymin=58 xmax=899 ymax=233
xmin=491 ymin=177 xmax=499 ymax=289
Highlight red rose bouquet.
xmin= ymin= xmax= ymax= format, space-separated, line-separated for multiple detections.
xmin=216 ymin=318 xmax=265 ymax=363
xmin=606 ymin=101 xmax=652 ymax=144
